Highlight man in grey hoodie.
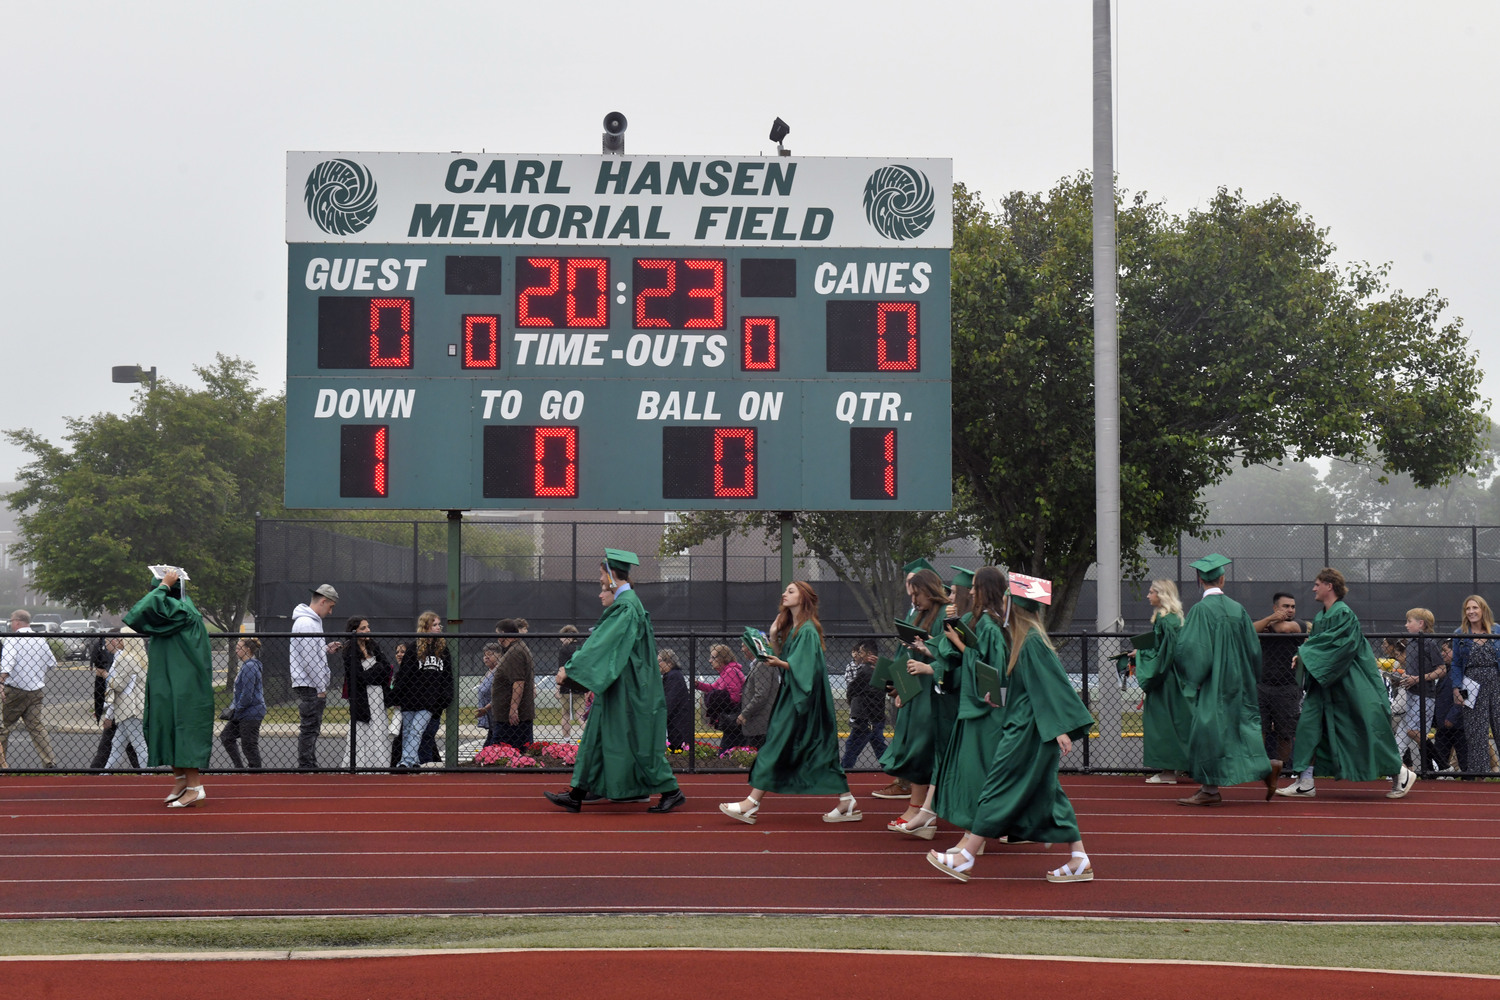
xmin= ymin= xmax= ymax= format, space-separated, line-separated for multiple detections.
xmin=290 ymin=584 xmax=340 ymax=769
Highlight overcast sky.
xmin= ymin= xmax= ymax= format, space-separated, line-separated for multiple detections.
xmin=3 ymin=1 xmax=1495 ymax=482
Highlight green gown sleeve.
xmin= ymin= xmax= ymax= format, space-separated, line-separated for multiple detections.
xmin=778 ymin=623 xmax=825 ymax=713
xmin=123 ymin=584 xmax=203 ymax=637
xmin=931 ymin=613 xmax=969 ymax=686
xmin=1134 ymin=613 xmax=1182 ymax=694
xmin=561 ymin=599 xmax=637 ymax=693
xmin=1018 ymin=635 xmax=1095 ymax=742
xmin=1298 ymin=603 xmax=1365 ymax=687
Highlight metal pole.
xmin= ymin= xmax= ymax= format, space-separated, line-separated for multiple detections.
xmin=445 ymin=510 xmax=462 ymax=767
xmin=1092 ymin=0 xmax=1122 ymax=634
xmin=779 ymin=512 xmax=795 ymax=590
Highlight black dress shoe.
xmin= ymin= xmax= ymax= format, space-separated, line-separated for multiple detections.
xmin=647 ymin=788 xmax=687 ymax=813
xmin=544 ymin=790 xmax=582 ymax=812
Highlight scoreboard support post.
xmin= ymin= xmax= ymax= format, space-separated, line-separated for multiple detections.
xmin=446 ymin=509 xmax=462 ymax=768
xmin=780 ymin=512 xmax=795 ymax=591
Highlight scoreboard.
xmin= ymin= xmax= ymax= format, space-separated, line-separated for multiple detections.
xmin=285 ymin=152 xmax=951 ymax=510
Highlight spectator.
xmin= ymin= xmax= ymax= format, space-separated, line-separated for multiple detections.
xmin=1452 ymin=594 xmax=1500 ymax=774
xmin=1425 ymin=641 xmax=1465 ymax=773
xmin=735 ymin=638 xmax=780 ymax=751
xmin=840 ymin=638 xmax=888 ymax=768
xmin=557 ymin=625 xmax=586 ymax=739
xmin=491 ymin=618 xmax=536 ymax=749
xmin=390 ymin=611 xmax=452 ymax=770
xmin=1387 ymin=609 xmax=1445 ymax=770
xmin=341 ymin=617 xmax=393 ymax=769
xmin=477 ymin=641 xmax=501 ymax=739
xmin=1254 ymin=592 xmax=1307 ymax=765
xmin=289 ymin=584 xmax=341 ymax=769
xmin=124 ymin=569 xmax=214 ymax=807
xmin=102 ymin=628 xmax=149 ymax=769
xmin=90 ymin=629 xmax=138 ymax=770
xmin=221 ymin=637 xmax=266 ymax=769
xmin=696 ymin=643 xmax=746 ymax=750
xmin=659 ymin=647 xmax=693 ymax=752
xmin=0 ymin=609 xmax=58 ymax=769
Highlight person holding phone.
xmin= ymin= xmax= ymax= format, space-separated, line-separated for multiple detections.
xmin=880 ymin=568 xmax=947 ymax=836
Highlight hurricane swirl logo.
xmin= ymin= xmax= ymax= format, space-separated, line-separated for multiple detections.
xmin=862 ymin=165 xmax=935 ymax=241
xmin=304 ymin=158 xmax=378 ymax=235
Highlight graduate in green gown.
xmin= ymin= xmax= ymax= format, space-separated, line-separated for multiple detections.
xmin=1171 ymin=554 xmax=1281 ymax=806
xmin=1276 ymin=567 xmax=1415 ymax=799
xmin=545 ymin=550 xmax=684 ymax=814
xmin=879 ymin=568 xmax=947 ymax=832
xmin=123 ymin=568 xmax=213 ymax=808
xmin=927 ymin=573 xmax=1097 ymax=883
xmin=930 ymin=566 xmax=1009 ymax=833
xmin=1133 ymin=579 xmax=1190 ymax=782
xmin=719 ymin=581 xmax=861 ymax=825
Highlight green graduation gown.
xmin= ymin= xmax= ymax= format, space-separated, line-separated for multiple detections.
xmin=749 ymin=621 xmax=849 ymax=794
xmin=878 ymin=611 xmax=941 ymax=784
xmin=970 ymin=631 xmax=1094 ymax=843
xmin=1173 ymin=593 xmax=1275 ymax=786
xmin=123 ymin=583 xmax=213 ymax=770
xmin=1291 ymin=600 xmax=1402 ymax=780
xmin=932 ymin=612 xmax=1007 ymax=831
xmin=563 ymin=588 xmax=679 ymax=799
xmin=1134 ymin=612 xmax=1190 ymax=771
xmin=927 ymin=613 xmax=967 ymax=785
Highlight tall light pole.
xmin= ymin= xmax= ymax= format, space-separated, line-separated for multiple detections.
xmin=1092 ymin=0 xmax=1122 ymax=635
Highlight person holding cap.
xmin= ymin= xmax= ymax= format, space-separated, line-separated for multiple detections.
xmin=927 ymin=573 xmax=1096 ymax=883
xmin=546 ymin=550 xmax=685 ymax=814
xmin=123 ymin=568 xmax=214 ymax=807
xmin=290 ymin=584 xmax=342 ymax=770
xmin=1276 ymin=567 xmax=1416 ymax=799
xmin=1169 ymin=554 xmax=1282 ymax=807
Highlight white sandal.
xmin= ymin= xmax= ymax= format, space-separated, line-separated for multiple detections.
xmin=887 ymin=806 xmax=936 ymax=839
xmin=167 ymin=786 xmax=206 ymax=809
xmin=719 ymin=799 xmax=760 ymax=825
xmin=927 ymin=847 xmax=975 ymax=882
xmin=823 ymin=793 xmax=862 ymax=823
xmin=1046 ymin=851 xmax=1093 ymax=883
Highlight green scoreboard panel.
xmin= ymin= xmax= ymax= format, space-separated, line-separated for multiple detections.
xmin=285 ymin=153 xmax=951 ymax=510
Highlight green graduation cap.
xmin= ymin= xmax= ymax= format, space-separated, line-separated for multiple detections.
xmin=902 ymin=557 xmax=936 ymax=576
xmin=602 ymin=548 xmax=640 ymax=573
xmin=1190 ymin=553 xmax=1232 ymax=582
xmin=949 ymin=565 xmax=975 ymax=589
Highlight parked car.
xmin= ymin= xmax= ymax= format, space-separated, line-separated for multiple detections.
xmin=61 ymin=619 xmax=101 ymax=659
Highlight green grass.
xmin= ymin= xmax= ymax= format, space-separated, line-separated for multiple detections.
xmin=3 ymin=916 xmax=1499 ymax=973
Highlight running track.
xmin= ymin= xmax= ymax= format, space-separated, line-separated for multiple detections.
xmin=4 ymin=772 xmax=1496 ymax=921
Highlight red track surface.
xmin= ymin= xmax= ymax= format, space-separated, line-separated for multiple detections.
xmin=4 ymin=772 xmax=1498 ymax=921
xmin=9 ymin=951 xmax=1500 ymax=1000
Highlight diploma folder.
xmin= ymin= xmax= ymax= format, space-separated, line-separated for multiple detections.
xmin=974 ymin=659 xmax=1006 ymax=707
xmin=872 ymin=655 xmax=922 ymax=703
xmin=893 ymin=618 xmax=929 ymax=644
xmin=944 ymin=616 xmax=979 ymax=648
xmin=1128 ymin=631 xmax=1157 ymax=651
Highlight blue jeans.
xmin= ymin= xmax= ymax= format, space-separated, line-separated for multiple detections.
xmin=841 ymin=718 xmax=888 ymax=769
xmin=399 ymin=710 xmax=433 ymax=766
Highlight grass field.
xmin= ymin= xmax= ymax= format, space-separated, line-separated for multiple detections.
xmin=3 ymin=915 xmax=1498 ymax=974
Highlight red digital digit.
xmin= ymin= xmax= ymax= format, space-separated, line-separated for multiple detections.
xmin=517 ymin=258 xmax=560 ymax=327
xmin=533 ymin=426 xmax=579 ymax=498
xmin=742 ymin=317 xmax=779 ymax=370
xmin=565 ymin=258 xmax=608 ymax=328
xmin=368 ymin=298 xmax=412 ymax=367
xmin=373 ymin=426 xmax=389 ymax=497
xmin=713 ymin=427 xmax=756 ymax=498
xmin=683 ymin=259 xmax=725 ymax=329
xmin=875 ymin=302 xmax=918 ymax=371
xmin=463 ymin=315 xmax=499 ymax=368
xmin=881 ymin=429 xmax=895 ymax=498
xmin=634 ymin=259 xmax=674 ymax=328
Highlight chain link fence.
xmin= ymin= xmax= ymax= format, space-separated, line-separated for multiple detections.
xmin=4 ymin=627 xmax=1494 ymax=780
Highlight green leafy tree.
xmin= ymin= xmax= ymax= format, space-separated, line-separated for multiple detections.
xmin=952 ymin=176 xmax=1488 ymax=628
xmin=6 ymin=356 xmax=285 ymax=631
xmin=662 ymin=510 xmax=972 ymax=633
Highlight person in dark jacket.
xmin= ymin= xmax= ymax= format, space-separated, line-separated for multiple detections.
xmin=390 ymin=611 xmax=453 ymax=769
xmin=340 ymin=617 xmax=393 ymax=769
xmin=221 ymin=637 xmax=266 ymax=768
xmin=841 ymin=638 xmax=888 ymax=768
xmin=659 ymin=648 xmax=693 ymax=752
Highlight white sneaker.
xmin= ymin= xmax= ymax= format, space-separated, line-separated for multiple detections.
xmin=1386 ymin=765 xmax=1418 ymax=799
xmin=1274 ymin=781 xmax=1315 ymax=798
xmin=1144 ymin=772 xmax=1177 ymax=784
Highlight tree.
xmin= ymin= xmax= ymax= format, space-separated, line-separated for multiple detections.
xmin=6 ymin=356 xmax=285 ymax=631
xmin=1198 ymin=459 xmax=1331 ymax=524
xmin=661 ymin=510 xmax=972 ymax=634
xmin=951 ymin=176 xmax=1488 ymax=629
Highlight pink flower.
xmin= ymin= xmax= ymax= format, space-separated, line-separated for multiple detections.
xmin=513 ymin=756 xmax=538 ymax=767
